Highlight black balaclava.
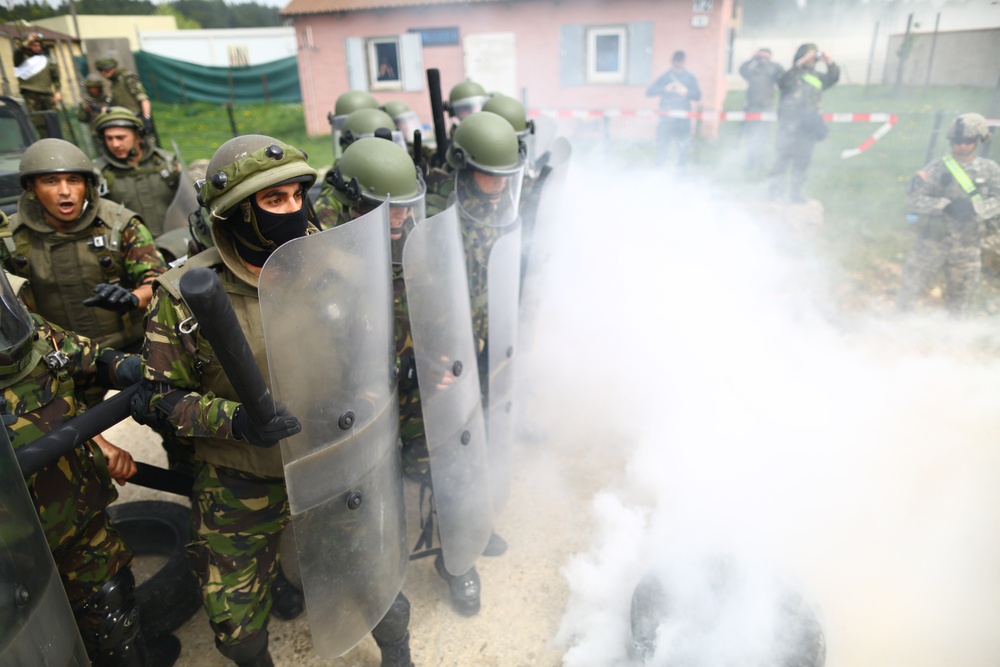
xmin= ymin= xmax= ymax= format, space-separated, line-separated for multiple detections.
xmin=230 ymin=195 xmax=309 ymax=267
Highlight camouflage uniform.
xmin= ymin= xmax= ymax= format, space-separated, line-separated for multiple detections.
xmin=105 ymin=69 xmax=150 ymax=116
xmin=4 ymin=310 xmax=136 ymax=659
xmin=3 ymin=195 xmax=167 ymax=351
xmin=897 ymin=154 xmax=1000 ymax=314
xmin=13 ymin=38 xmax=61 ymax=138
xmin=768 ymin=48 xmax=839 ymax=202
xmin=95 ymin=135 xmax=182 ymax=237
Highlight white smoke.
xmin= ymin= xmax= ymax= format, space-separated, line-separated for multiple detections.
xmin=520 ymin=149 xmax=1000 ymax=667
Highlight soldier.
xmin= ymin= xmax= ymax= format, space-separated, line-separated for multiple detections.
xmin=445 ymin=80 xmax=488 ymax=127
xmin=646 ymin=50 xmax=702 ymax=169
xmin=75 ymin=72 xmax=112 ymax=126
xmin=897 ymin=113 xmax=1000 ymax=316
xmin=95 ymin=56 xmax=154 ymax=135
xmin=13 ymin=31 xmax=61 ymax=138
xmin=132 ymin=134 xmax=413 ymax=666
xmin=767 ymin=43 xmax=839 ymax=203
xmin=0 ymin=138 xmax=167 ymax=354
xmin=327 ymin=89 xmax=379 ymax=159
xmin=738 ymin=48 xmax=784 ymax=170
xmin=0 ymin=260 xmax=179 ymax=667
xmin=93 ymin=107 xmax=182 ymax=238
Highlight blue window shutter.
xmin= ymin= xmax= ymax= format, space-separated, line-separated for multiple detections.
xmin=400 ymin=33 xmax=424 ymax=92
xmin=559 ymin=24 xmax=584 ymax=87
xmin=345 ymin=37 xmax=367 ymax=90
xmin=627 ymin=21 xmax=653 ymax=85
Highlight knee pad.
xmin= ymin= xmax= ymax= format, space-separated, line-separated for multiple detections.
xmin=82 ymin=568 xmax=145 ymax=666
xmin=371 ymin=592 xmax=410 ymax=644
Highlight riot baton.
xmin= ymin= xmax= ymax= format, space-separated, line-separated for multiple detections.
xmin=177 ymin=266 xmax=276 ymax=424
xmin=427 ymin=68 xmax=448 ymax=167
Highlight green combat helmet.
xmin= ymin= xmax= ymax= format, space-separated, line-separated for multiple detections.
xmin=381 ymin=101 xmax=425 ymax=146
xmin=482 ymin=94 xmax=536 ymax=172
xmin=94 ymin=106 xmax=143 ymax=136
xmin=19 ymin=138 xmax=102 ymax=199
xmin=339 ymin=108 xmax=403 ymax=152
xmin=947 ymin=113 xmax=991 ymax=144
xmin=328 ymin=90 xmax=379 ymax=159
xmin=445 ymin=81 xmax=488 ymax=121
xmin=328 ymin=137 xmax=426 ymax=263
xmin=94 ymin=55 xmax=118 ymax=71
xmin=83 ymin=72 xmax=104 ymax=89
xmin=447 ymin=111 xmax=525 ymax=227
xmin=200 ymin=134 xmax=317 ymax=276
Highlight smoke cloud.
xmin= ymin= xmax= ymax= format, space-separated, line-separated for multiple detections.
xmin=519 ymin=149 xmax=1000 ymax=667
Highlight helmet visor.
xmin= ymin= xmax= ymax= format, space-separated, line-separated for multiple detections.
xmin=394 ymin=111 xmax=423 ymax=144
xmin=450 ymin=96 xmax=488 ymax=121
xmin=0 ymin=271 xmax=33 ymax=359
xmin=455 ymin=160 xmax=524 ymax=228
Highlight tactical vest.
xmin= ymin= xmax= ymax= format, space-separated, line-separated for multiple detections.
xmin=155 ymin=248 xmax=284 ymax=478
xmin=18 ymin=53 xmax=56 ymax=94
xmin=2 ymin=199 xmax=141 ymax=350
xmin=96 ymin=147 xmax=179 ymax=237
xmin=109 ymin=73 xmax=141 ymax=114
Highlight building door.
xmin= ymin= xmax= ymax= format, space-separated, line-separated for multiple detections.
xmin=463 ymin=33 xmax=517 ymax=97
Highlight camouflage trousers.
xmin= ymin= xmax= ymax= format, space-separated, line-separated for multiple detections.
xmin=399 ymin=383 xmax=428 ymax=479
xmin=21 ymin=89 xmax=58 ymax=139
xmin=56 ymin=509 xmax=133 ymax=656
xmin=897 ymin=229 xmax=981 ymax=316
xmin=188 ymin=462 xmax=289 ymax=649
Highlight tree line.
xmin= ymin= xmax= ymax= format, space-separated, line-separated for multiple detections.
xmin=0 ymin=0 xmax=281 ymax=29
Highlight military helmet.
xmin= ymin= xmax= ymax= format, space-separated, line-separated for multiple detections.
xmin=446 ymin=81 xmax=488 ymax=120
xmin=83 ymin=72 xmax=104 ymax=88
xmin=482 ymin=94 xmax=533 ymax=135
xmin=94 ymin=55 xmax=118 ymax=71
xmin=381 ymin=101 xmax=424 ymax=145
xmin=0 ymin=263 xmax=38 ymax=390
xmin=94 ymin=106 xmax=143 ymax=135
xmin=19 ymin=138 xmax=100 ymax=190
xmin=381 ymin=101 xmax=410 ymax=118
xmin=339 ymin=108 xmax=398 ymax=149
xmin=447 ymin=111 xmax=523 ymax=172
xmin=334 ymin=90 xmax=379 ymax=117
xmin=329 ymin=137 xmax=425 ymax=208
xmin=947 ymin=113 xmax=991 ymax=144
xmin=200 ymin=134 xmax=317 ymax=222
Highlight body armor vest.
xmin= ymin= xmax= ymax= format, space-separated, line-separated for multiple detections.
xmin=96 ymin=145 xmax=179 ymax=237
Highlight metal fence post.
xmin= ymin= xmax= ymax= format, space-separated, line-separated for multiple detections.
xmin=924 ymin=110 xmax=945 ymax=165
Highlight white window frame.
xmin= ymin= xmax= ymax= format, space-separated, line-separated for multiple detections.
xmin=586 ymin=26 xmax=627 ymax=84
xmin=367 ymin=36 xmax=402 ymax=91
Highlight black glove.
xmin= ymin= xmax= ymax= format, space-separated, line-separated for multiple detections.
xmin=142 ymin=115 xmax=154 ymax=136
xmin=943 ymin=198 xmax=976 ymax=221
xmin=82 ymin=282 xmax=139 ymax=313
xmin=116 ymin=355 xmax=142 ymax=386
xmin=231 ymin=404 xmax=301 ymax=448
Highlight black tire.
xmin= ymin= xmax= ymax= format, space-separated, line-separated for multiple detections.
xmin=107 ymin=500 xmax=201 ymax=639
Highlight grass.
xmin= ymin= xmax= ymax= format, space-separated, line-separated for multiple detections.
xmin=142 ymin=84 xmax=998 ymax=312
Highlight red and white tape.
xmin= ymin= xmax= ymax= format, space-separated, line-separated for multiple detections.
xmin=528 ymin=109 xmax=900 ymax=159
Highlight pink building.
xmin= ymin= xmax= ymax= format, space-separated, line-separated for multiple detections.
xmin=281 ymin=0 xmax=736 ymax=137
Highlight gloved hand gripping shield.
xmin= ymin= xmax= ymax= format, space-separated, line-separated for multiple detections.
xmin=402 ymin=204 xmax=494 ymax=575
xmin=258 ymin=201 xmax=406 ymax=658
xmin=0 ymin=423 xmax=90 ymax=666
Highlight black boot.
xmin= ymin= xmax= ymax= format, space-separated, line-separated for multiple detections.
xmin=146 ymin=634 xmax=181 ymax=667
xmin=216 ymin=631 xmax=274 ymax=667
xmin=482 ymin=531 xmax=507 ymax=557
xmin=375 ymin=631 xmax=413 ymax=667
xmin=435 ymin=553 xmax=480 ymax=616
xmin=270 ymin=567 xmax=305 ymax=621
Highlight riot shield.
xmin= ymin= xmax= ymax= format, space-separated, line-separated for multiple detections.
xmin=531 ymin=113 xmax=558 ymax=165
xmin=161 ymin=171 xmax=199 ymax=235
xmin=259 ymin=202 xmax=406 ymax=658
xmin=0 ymin=427 xmax=90 ymax=666
xmin=486 ymin=223 xmax=523 ymax=513
xmin=402 ymin=204 xmax=493 ymax=576
xmin=521 ymin=136 xmax=572 ymax=300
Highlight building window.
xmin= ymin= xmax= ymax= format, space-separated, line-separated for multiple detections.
xmin=586 ymin=26 xmax=626 ymax=84
xmin=368 ymin=37 xmax=401 ymax=90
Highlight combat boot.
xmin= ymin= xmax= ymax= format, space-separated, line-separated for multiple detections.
xmin=269 ymin=567 xmax=305 ymax=621
xmin=216 ymin=631 xmax=274 ymax=667
xmin=375 ymin=631 xmax=414 ymax=667
xmin=435 ymin=553 xmax=481 ymax=616
xmin=146 ymin=633 xmax=181 ymax=667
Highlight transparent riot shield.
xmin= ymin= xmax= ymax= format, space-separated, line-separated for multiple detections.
xmin=161 ymin=171 xmax=199 ymax=235
xmin=486 ymin=223 xmax=522 ymax=514
xmin=259 ymin=201 xmax=406 ymax=658
xmin=0 ymin=427 xmax=90 ymax=666
xmin=531 ymin=113 xmax=558 ymax=165
xmin=402 ymin=204 xmax=494 ymax=576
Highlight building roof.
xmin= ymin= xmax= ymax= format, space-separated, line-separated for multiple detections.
xmin=0 ymin=23 xmax=78 ymax=43
xmin=281 ymin=0 xmax=507 ymax=17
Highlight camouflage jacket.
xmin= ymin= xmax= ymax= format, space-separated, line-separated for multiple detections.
xmin=908 ymin=155 xmax=1000 ymax=227
xmin=313 ymin=181 xmax=348 ymax=231
xmin=5 ymin=314 xmax=132 ymax=553
xmin=141 ymin=249 xmax=283 ymax=477
xmin=75 ymin=91 xmax=111 ymax=124
xmin=95 ymin=139 xmax=181 ymax=237
xmin=107 ymin=69 xmax=149 ymax=115
xmin=4 ymin=197 xmax=168 ymax=350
